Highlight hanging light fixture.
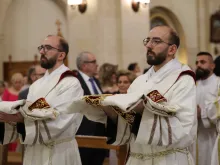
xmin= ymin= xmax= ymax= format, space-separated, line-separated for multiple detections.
xmin=68 ymin=0 xmax=87 ymax=14
xmin=132 ymin=0 xmax=150 ymax=12
xmin=67 ymin=0 xmax=83 ymax=5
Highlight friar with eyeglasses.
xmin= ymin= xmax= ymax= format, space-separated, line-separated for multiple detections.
xmin=0 ymin=35 xmax=84 ymax=165
xmin=65 ymin=25 xmax=197 ymax=165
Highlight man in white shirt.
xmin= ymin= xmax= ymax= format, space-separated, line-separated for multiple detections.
xmin=191 ymin=51 xmax=219 ymax=165
xmin=0 ymin=35 xmax=83 ymax=165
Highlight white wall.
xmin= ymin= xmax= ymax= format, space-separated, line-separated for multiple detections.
xmin=120 ymin=0 xmax=149 ymax=70
xmin=150 ymin=0 xmax=198 ymax=68
xmin=2 ymin=0 xmax=67 ymax=62
xmin=1 ymin=0 xmax=219 ymax=80
xmin=67 ymin=0 xmax=149 ymax=71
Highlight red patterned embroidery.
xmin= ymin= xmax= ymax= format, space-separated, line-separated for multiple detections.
xmin=147 ymin=90 xmax=167 ymax=103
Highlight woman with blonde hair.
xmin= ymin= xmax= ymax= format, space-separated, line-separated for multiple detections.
xmin=2 ymin=72 xmax=24 ymax=151
xmin=98 ymin=63 xmax=118 ymax=94
xmin=116 ymin=70 xmax=136 ymax=94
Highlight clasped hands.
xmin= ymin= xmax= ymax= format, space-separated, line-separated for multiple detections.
xmin=0 ymin=101 xmax=32 ymax=123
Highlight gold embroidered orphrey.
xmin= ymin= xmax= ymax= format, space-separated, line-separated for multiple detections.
xmin=82 ymin=94 xmax=112 ymax=107
xmin=83 ymin=94 xmax=136 ymax=125
xmin=28 ymin=98 xmax=50 ymax=111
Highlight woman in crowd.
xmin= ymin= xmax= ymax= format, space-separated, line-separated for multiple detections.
xmin=99 ymin=63 xmax=119 ymax=94
xmin=109 ymin=69 xmax=136 ymax=165
xmin=2 ymin=72 xmax=24 ymax=151
xmin=117 ymin=70 xmax=136 ymax=94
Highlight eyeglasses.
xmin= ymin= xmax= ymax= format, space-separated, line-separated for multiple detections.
xmin=37 ymin=45 xmax=62 ymax=53
xmin=84 ymin=60 xmax=97 ymax=64
xmin=143 ymin=38 xmax=172 ymax=47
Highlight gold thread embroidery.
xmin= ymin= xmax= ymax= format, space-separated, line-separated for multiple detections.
xmin=111 ymin=106 xmax=136 ymax=125
xmin=83 ymin=94 xmax=112 ymax=107
xmin=28 ymin=98 xmax=50 ymax=111
xmin=130 ymin=148 xmax=191 ymax=163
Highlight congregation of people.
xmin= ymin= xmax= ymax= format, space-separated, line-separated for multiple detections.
xmin=0 ymin=25 xmax=220 ymax=165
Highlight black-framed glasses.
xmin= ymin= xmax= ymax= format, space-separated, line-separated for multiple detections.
xmin=84 ymin=60 xmax=97 ymax=64
xmin=37 ymin=45 xmax=62 ymax=53
xmin=143 ymin=38 xmax=172 ymax=47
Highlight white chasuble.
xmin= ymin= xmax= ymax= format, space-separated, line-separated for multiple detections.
xmin=190 ymin=74 xmax=219 ymax=165
xmin=206 ymin=75 xmax=220 ymax=165
xmin=67 ymin=59 xmax=197 ymax=165
xmin=0 ymin=64 xmax=83 ymax=165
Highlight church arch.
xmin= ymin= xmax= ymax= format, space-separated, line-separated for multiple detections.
xmin=150 ymin=6 xmax=188 ymax=64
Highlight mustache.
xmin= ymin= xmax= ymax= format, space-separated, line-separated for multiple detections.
xmin=41 ymin=55 xmax=48 ymax=60
xmin=196 ymin=67 xmax=205 ymax=72
xmin=147 ymin=49 xmax=156 ymax=56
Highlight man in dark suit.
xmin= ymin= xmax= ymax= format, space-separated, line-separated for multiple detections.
xmin=75 ymin=51 xmax=106 ymax=165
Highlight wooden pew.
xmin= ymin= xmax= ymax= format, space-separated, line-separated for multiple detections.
xmin=76 ymin=135 xmax=127 ymax=165
xmin=0 ymin=136 xmax=127 ymax=165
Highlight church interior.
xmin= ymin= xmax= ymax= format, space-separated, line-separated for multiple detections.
xmin=0 ymin=0 xmax=220 ymax=165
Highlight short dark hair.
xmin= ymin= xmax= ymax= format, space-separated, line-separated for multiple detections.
xmin=214 ymin=56 xmax=220 ymax=76
xmin=197 ymin=51 xmax=212 ymax=58
xmin=59 ymin=37 xmax=69 ymax=58
xmin=153 ymin=25 xmax=180 ymax=48
xmin=128 ymin=63 xmax=137 ymax=71
xmin=27 ymin=66 xmax=35 ymax=84
xmin=47 ymin=35 xmax=69 ymax=59
xmin=169 ymin=30 xmax=180 ymax=48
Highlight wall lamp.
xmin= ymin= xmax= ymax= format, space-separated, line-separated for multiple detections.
xmin=132 ymin=0 xmax=150 ymax=12
xmin=68 ymin=0 xmax=87 ymax=14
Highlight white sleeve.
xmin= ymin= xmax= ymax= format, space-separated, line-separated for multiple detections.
xmin=20 ymin=78 xmax=83 ymax=145
xmin=201 ymin=83 xmax=220 ymax=127
xmin=200 ymin=101 xmax=218 ymax=128
xmin=135 ymin=75 xmax=197 ymax=146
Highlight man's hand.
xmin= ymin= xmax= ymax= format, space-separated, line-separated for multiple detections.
xmin=0 ymin=112 xmax=24 ymax=123
xmin=197 ymin=105 xmax=201 ymax=119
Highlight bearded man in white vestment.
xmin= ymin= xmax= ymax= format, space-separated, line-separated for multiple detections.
xmin=0 ymin=35 xmax=83 ymax=165
xmin=66 ymin=25 xmax=197 ymax=165
xmin=189 ymin=52 xmax=218 ymax=165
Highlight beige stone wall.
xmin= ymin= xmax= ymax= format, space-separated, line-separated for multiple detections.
xmin=0 ymin=0 xmax=219 ymax=79
xmin=67 ymin=0 xmax=149 ymax=71
xmin=150 ymin=0 xmax=198 ymax=68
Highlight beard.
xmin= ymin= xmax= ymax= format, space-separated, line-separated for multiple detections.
xmin=40 ymin=54 xmax=57 ymax=69
xmin=195 ymin=67 xmax=210 ymax=80
xmin=146 ymin=48 xmax=167 ymax=65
